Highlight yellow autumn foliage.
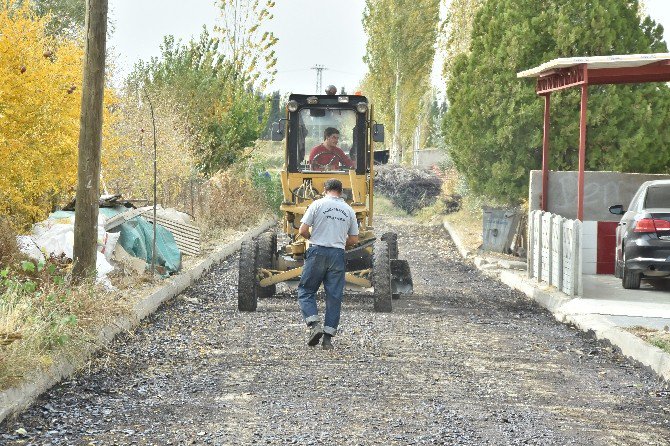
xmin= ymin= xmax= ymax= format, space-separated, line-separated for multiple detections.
xmin=0 ymin=2 xmax=117 ymax=229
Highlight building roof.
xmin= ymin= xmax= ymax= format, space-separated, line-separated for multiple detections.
xmin=517 ymin=53 xmax=670 ymax=78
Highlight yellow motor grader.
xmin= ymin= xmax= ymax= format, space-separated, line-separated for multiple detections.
xmin=238 ymin=93 xmax=412 ymax=312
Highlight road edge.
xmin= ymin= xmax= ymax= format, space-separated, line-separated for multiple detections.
xmin=0 ymin=218 xmax=277 ymax=424
xmin=442 ymin=218 xmax=670 ymax=382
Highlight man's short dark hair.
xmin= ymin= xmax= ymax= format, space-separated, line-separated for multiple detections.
xmin=324 ymin=178 xmax=343 ymax=194
xmin=324 ymin=127 xmax=339 ymax=140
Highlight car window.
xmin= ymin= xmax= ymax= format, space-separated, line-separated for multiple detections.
xmin=644 ymin=185 xmax=670 ymax=209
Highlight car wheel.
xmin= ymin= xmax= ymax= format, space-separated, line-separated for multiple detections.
xmin=621 ymin=251 xmax=641 ymax=290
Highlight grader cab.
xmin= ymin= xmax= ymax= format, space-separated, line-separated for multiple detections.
xmin=238 ymin=93 xmax=412 ymax=312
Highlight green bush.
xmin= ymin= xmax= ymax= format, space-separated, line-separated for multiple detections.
xmin=242 ymin=159 xmax=283 ymax=215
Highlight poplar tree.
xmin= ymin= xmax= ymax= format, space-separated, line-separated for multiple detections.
xmin=363 ymin=0 xmax=440 ymax=163
xmin=445 ymin=0 xmax=670 ymax=203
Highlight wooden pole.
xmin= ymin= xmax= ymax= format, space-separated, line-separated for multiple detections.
xmin=72 ymin=0 xmax=108 ymax=281
xmin=541 ymin=93 xmax=551 ymax=211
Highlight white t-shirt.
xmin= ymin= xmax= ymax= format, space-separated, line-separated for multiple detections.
xmin=301 ymin=195 xmax=359 ymax=249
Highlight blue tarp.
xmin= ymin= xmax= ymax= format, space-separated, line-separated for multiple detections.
xmin=49 ymin=208 xmax=182 ymax=274
xmin=99 ymin=207 xmax=181 ymax=274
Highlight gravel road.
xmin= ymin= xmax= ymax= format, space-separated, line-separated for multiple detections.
xmin=2 ymin=216 xmax=670 ymax=445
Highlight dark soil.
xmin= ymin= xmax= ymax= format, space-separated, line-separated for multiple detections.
xmin=2 ymin=216 xmax=670 ymax=445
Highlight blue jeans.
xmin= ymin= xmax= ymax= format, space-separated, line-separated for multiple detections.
xmin=297 ymin=245 xmax=345 ymax=336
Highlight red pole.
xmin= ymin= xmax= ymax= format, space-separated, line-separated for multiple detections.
xmin=578 ymin=65 xmax=588 ymax=221
xmin=541 ymin=93 xmax=551 ymax=211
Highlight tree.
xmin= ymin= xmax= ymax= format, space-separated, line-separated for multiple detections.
xmin=362 ymin=0 xmax=440 ymax=163
xmin=260 ymin=90 xmax=284 ymax=139
xmin=103 ymin=91 xmax=199 ymax=208
xmin=425 ymin=92 xmax=447 ymax=149
xmin=440 ymin=0 xmax=483 ymax=80
xmin=127 ymin=0 xmax=278 ymax=174
xmin=216 ymin=0 xmax=278 ymax=92
xmin=444 ymin=0 xmax=670 ymax=203
xmin=0 ymin=2 xmax=114 ymax=229
xmin=30 ymin=0 xmax=86 ymax=37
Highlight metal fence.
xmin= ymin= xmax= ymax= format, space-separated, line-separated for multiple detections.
xmin=528 ymin=210 xmax=582 ymax=296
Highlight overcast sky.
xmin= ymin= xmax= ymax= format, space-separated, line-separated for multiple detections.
xmin=107 ymin=0 xmax=670 ymax=94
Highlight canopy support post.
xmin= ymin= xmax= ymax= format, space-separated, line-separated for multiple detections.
xmin=578 ymin=65 xmax=588 ymax=221
xmin=541 ymin=93 xmax=551 ymax=211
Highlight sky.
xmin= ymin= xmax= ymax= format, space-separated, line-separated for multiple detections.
xmin=107 ymin=0 xmax=670 ymax=94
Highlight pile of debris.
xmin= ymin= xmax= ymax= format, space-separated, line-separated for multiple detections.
xmin=16 ymin=195 xmax=201 ymax=287
xmin=374 ymin=165 xmax=443 ymax=214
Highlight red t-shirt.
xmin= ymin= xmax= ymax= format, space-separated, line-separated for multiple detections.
xmin=309 ymin=144 xmax=354 ymax=170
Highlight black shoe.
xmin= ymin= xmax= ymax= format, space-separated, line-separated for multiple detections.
xmin=308 ymin=323 xmax=323 ymax=347
xmin=322 ymin=334 xmax=333 ymax=350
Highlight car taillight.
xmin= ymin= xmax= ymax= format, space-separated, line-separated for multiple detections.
xmin=634 ymin=218 xmax=670 ymax=233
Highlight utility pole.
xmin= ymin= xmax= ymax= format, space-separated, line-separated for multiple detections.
xmin=311 ymin=64 xmax=326 ymax=94
xmin=72 ymin=0 xmax=108 ymax=281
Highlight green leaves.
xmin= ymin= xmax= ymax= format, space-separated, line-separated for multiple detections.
xmin=444 ymin=0 xmax=670 ymax=204
xmin=363 ymin=0 xmax=440 ymax=161
xmin=127 ymin=6 xmax=274 ymax=175
xmin=20 ymin=261 xmax=35 ymax=273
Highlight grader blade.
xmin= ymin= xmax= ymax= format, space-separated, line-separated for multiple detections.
xmin=390 ymin=259 xmax=413 ymax=295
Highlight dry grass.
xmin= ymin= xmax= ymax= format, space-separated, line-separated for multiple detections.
xmin=374 ymin=195 xmax=409 ymax=218
xmin=443 ymin=197 xmax=483 ymax=253
xmin=627 ymin=326 xmax=670 ymax=354
xmin=0 ymin=257 xmax=126 ymax=390
xmin=195 ymin=170 xmax=270 ymax=239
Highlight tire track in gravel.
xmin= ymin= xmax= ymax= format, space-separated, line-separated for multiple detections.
xmin=1 ymin=215 xmax=670 ymax=445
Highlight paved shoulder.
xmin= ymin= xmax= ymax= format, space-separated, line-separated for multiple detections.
xmin=1 ymin=217 xmax=669 ymax=445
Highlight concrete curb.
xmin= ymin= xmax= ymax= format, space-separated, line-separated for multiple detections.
xmin=0 ymin=218 xmax=277 ymax=423
xmin=443 ymin=220 xmax=471 ymax=258
xmin=443 ymin=219 xmax=670 ymax=381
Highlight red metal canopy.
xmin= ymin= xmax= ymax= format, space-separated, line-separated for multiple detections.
xmin=518 ymin=53 xmax=670 ymax=220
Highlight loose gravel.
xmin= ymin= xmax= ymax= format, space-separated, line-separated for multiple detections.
xmin=2 ymin=216 xmax=670 ymax=445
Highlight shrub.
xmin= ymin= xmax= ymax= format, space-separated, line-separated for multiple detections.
xmin=196 ymin=170 xmax=269 ymax=234
xmin=374 ymin=165 xmax=442 ymax=214
xmin=240 ymin=157 xmax=283 ymax=215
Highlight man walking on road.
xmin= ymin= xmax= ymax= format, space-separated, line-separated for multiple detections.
xmin=298 ymin=179 xmax=359 ymax=350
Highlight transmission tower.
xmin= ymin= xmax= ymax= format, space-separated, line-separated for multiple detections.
xmin=311 ymin=64 xmax=327 ymax=93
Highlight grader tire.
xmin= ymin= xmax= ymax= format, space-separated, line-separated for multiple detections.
xmin=257 ymin=232 xmax=277 ymax=298
xmin=238 ymin=239 xmax=259 ymax=312
xmin=381 ymin=232 xmax=398 ymax=260
xmin=372 ymin=239 xmax=392 ymax=313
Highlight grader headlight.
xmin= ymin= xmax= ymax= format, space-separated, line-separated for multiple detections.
xmin=287 ymin=100 xmax=299 ymax=112
xmin=356 ymin=102 xmax=369 ymax=114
